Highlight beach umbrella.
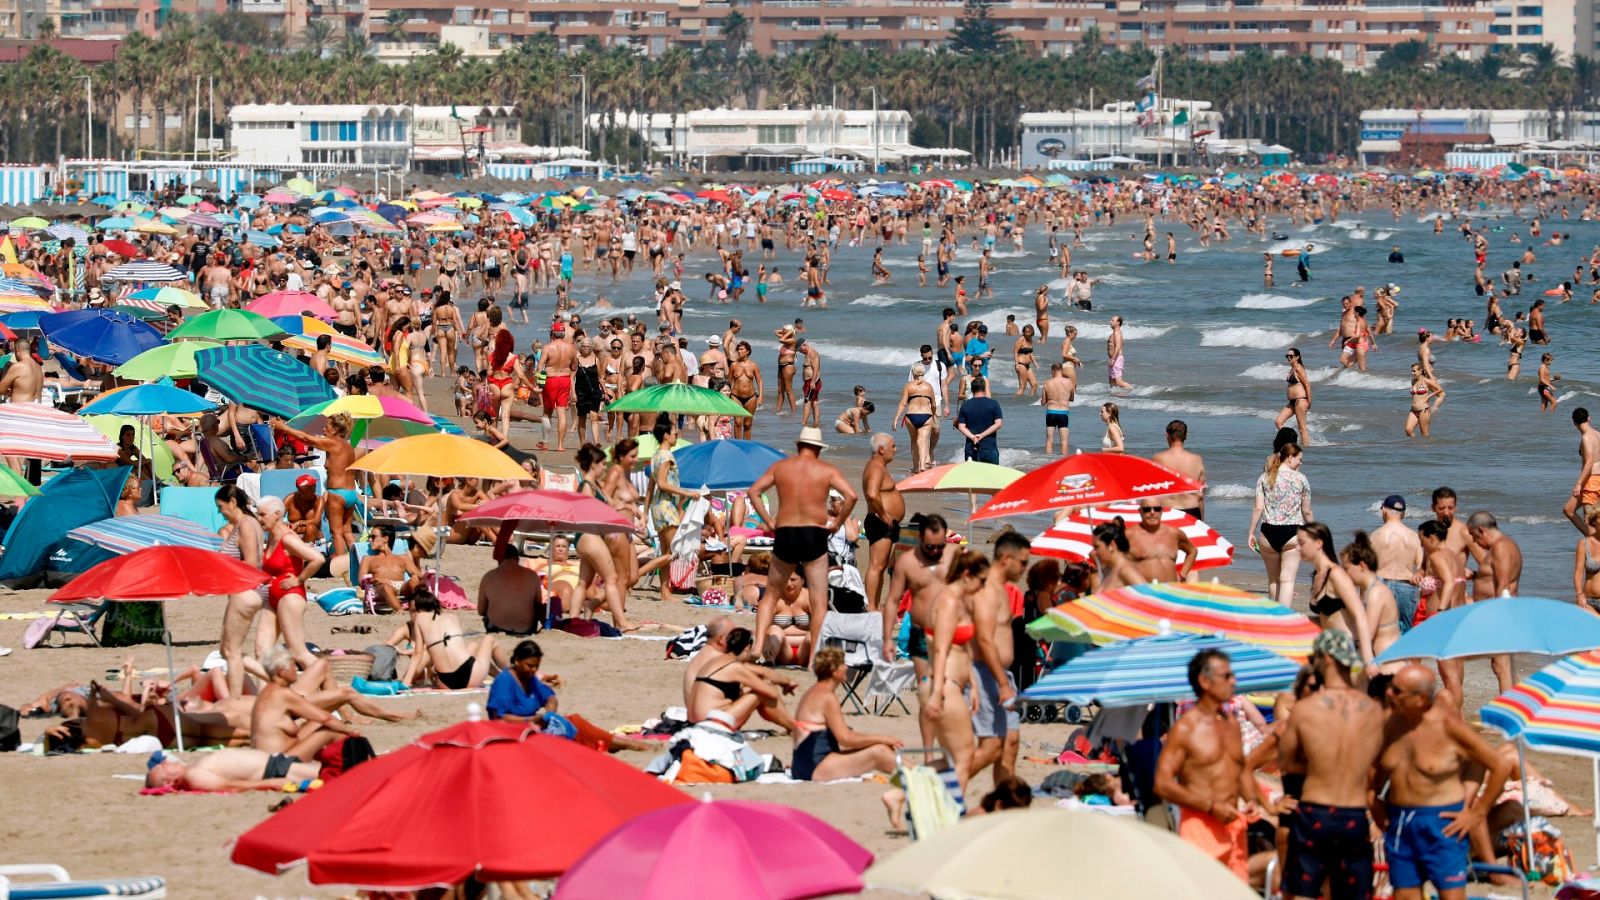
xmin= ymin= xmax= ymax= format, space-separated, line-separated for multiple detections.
xmin=0 ymin=404 xmax=117 ymax=462
xmin=288 ymin=394 xmax=440 ymax=446
xmin=195 ymin=344 xmax=335 ymax=418
xmin=234 ymin=194 xmax=261 ymax=209
xmin=0 ymin=275 xmax=52 ymax=298
xmin=897 ymin=460 xmax=1023 ymax=524
xmin=132 ymin=220 xmax=178 ymax=235
xmin=83 ymin=414 xmax=176 ymax=483
xmin=1482 ymin=650 xmax=1600 ymax=862
xmin=79 ymin=382 xmax=215 ymax=417
xmin=38 ymin=308 xmax=163 ymax=365
xmin=112 ymin=340 xmax=220 ymax=382
xmin=67 ymin=514 xmax=223 ymax=554
xmin=0 ymin=462 xmax=38 ymax=497
xmin=1027 ymin=581 xmax=1321 ymax=660
xmin=282 ymin=332 xmax=385 ymax=367
xmin=111 ymin=201 xmax=145 ymax=213
xmin=231 ymin=719 xmax=692 ymax=887
xmin=123 ymin=285 xmax=206 ymax=313
xmin=555 ymin=798 xmax=872 ymax=900
xmin=283 ymin=177 xmax=315 ymax=195
xmin=102 ymin=261 xmax=186 ymax=282
xmin=9 ymin=216 xmax=48 ymax=230
xmin=865 ymin=807 xmax=1257 ymax=900
xmin=1373 ymin=597 xmax=1600 ymax=665
xmin=604 ymin=383 xmax=751 ymax=418
xmin=270 ymin=315 xmax=336 ymax=338
xmin=672 ymin=439 xmax=785 ymax=491
xmin=1023 ymin=632 xmax=1299 ymax=705
xmin=245 ymin=230 xmax=281 ymax=248
xmin=461 ymin=488 xmax=635 ymax=536
xmin=46 ymin=223 xmax=88 ymax=243
xmin=350 ymin=432 xmax=525 ymax=481
xmin=48 ymin=546 xmax=269 ymax=751
xmin=175 ymin=194 xmax=202 ymax=206
xmin=248 ymin=290 xmax=337 ymax=320
xmin=168 ymin=308 xmax=286 ymax=342
xmin=0 ymin=297 xmax=52 ymax=314
xmin=97 ymin=217 xmax=136 ymax=231
xmin=262 ymin=190 xmax=301 ymax=205
xmin=1033 ymin=504 xmax=1234 ymax=571
xmin=971 ymin=453 xmax=1204 ymax=521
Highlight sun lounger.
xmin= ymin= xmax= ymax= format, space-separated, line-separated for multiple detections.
xmin=21 ymin=600 xmax=107 ymax=649
xmin=0 ymin=864 xmax=166 ymax=899
xmin=157 ymin=487 xmax=226 ymax=533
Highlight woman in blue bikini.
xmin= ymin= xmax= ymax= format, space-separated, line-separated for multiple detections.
xmin=895 ymin=363 xmax=938 ymax=474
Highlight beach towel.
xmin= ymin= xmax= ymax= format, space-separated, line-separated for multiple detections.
xmin=904 ymin=764 xmax=963 ymax=839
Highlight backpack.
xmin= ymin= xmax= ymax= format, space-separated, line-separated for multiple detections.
xmin=0 ymin=704 xmax=20 ymax=752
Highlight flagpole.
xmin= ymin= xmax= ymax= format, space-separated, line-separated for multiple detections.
xmin=1156 ymin=48 xmax=1165 ymax=170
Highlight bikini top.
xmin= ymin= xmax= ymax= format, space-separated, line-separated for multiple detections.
xmin=695 ymin=662 xmax=743 ymax=702
xmin=1586 ymin=541 xmax=1600 ymax=576
xmin=1309 ymin=575 xmax=1344 ymax=618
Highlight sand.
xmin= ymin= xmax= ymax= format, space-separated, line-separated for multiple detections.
xmin=0 ymin=383 xmax=1591 ymax=899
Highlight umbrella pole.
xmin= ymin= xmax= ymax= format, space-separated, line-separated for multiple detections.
xmin=1593 ymin=756 xmax=1599 ymax=867
xmin=165 ymin=623 xmax=184 ymax=752
xmin=1517 ymin=739 xmax=1534 ymax=879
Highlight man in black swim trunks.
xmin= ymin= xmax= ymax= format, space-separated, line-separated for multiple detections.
xmin=748 ymin=426 xmax=858 ymax=662
xmin=880 ymin=513 xmax=957 ymax=758
xmin=861 ymin=432 xmax=904 ymax=610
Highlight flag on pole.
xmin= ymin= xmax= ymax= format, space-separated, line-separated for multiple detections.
xmin=1173 ymin=109 xmax=1190 ymax=126
xmin=1136 ymin=56 xmax=1158 ymax=92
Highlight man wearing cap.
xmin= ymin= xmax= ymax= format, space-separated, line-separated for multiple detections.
xmin=1376 ymin=665 xmax=1510 ymax=900
xmin=748 ymin=427 xmax=858 ymax=661
xmin=1278 ymin=630 xmax=1384 ymax=900
xmin=541 ymin=322 xmax=576 ymax=452
xmin=1373 ymin=495 xmax=1423 ymax=631
xmin=285 ymin=473 xmax=325 ymax=545
xmin=1154 ymin=648 xmax=1260 ymax=882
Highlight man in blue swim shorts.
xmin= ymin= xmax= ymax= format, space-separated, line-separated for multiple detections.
xmin=1376 ymin=664 xmax=1511 ymax=900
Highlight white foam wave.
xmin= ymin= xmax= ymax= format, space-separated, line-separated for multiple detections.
xmin=1503 ymin=515 xmax=1564 ymax=526
xmin=1373 ymin=231 xmax=1393 ymax=241
xmin=1236 ymin=293 xmax=1322 ymax=310
xmin=1094 ymin=272 xmax=1147 ymax=286
xmin=1326 ymin=370 xmax=1413 ymax=391
xmin=1267 ymin=240 xmax=1334 ymax=256
xmin=849 ymin=293 xmax=916 ymax=308
xmin=1207 ymin=483 xmax=1257 ymax=501
xmin=745 ymin=338 xmax=918 ymax=369
xmin=1350 ymin=229 xmax=1371 ymax=240
xmin=1069 ymin=321 xmax=1177 ymax=341
xmin=1200 ymin=326 xmax=1300 ymax=349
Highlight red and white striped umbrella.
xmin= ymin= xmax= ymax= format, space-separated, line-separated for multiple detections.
xmin=1032 ymin=504 xmax=1234 ymax=570
xmin=0 ymin=403 xmax=118 ymax=462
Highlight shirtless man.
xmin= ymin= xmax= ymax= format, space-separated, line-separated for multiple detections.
xmin=1329 ymin=295 xmax=1360 ymax=370
xmin=200 ymin=255 xmax=233 ymax=309
xmin=1279 ymin=630 xmax=1385 ymax=900
xmin=1126 ymin=502 xmax=1199 ymax=582
xmin=797 ymin=338 xmax=823 ymax=428
xmin=748 ymin=427 xmax=857 ymax=658
xmin=728 ymin=342 xmax=762 ymax=439
xmin=1376 ymin=665 xmax=1511 ymax=900
xmin=1467 ymin=511 xmax=1520 ymax=693
xmin=1151 ymin=419 xmax=1206 ymax=520
xmin=476 ymin=544 xmax=543 ymax=635
xmin=1154 ymin=648 xmax=1261 ymax=882
xmin=541 ymin=323 xmax=577 ymax=451
xmin=146 ymin=747 xmax=321 ymax=792
xmin=881 ymin=514 xmax=959 ymax=752
xmin=861 ymin=433 xmax=904 ymax=610
xmin=1106 ymin=316 xmax=1131 ymax=390
xmin=0 ymin=337 xmax=43 ymax=403
xmin=250 ymin=647 xmax=361 ymax=761
xmin=284 ymin=474 xmax=324 ymax=545
xmin=331 ymin=284 xmax=361 ymax=336
xmin=683 ymin=618 xmax=797 ymax=733
xmin=272 ymin=414 xmax=357 ymax=558
xmin=1566 ymin=408 xmax=1600 ymax=535
xmin=358 ymin=525 xmax=423 ymax=613
xmin=1431 ymin=487 xmax=1480 ymax=704
xmin=969 ymin=532 xmax=1029 ymax=786
xmin=1042 ymin=363 xmax=1074 ymax=456
xmin=1368 ymin=494 xmax=1423 ymax=632
xmin=444 ymin=477 xmax=494 ymax=544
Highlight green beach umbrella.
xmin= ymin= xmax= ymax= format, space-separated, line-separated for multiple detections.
xmin=604 ymin=383 xmax=751 ymax=418
xmin=9 ymin=217 xmax=49 ymax=230
xmin=175 ymin=194 xmax=203 ymax=206
xmin=0 ymin=462 xmax=39 ymax=497
xmin=83 ymin=414 xmax=176 ymax=483
xmin=167 ymin=308 xmax=286 ymax=342
xmin=113 ymin=339 xmax=221 ymax=381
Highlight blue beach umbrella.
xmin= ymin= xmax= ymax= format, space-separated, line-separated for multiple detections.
xmin=234 ymin=194 xmax=261 ymax=209
xmin=1373 ymin=597 xmax=1600 ymax=665
xmin=1022 ymin=632 xmax=1300 ymax=706
xmin=673 ymin=438 xmax=786 ymax=491
xmin=91 ymin=194 xmax=118 ymax=206
xmin=79 ymin=381 xmax=216 ymax=417
xmin=67 ymin=513 xmax=224 ymax=554
xmin=245 ymin=230 xmax=281 ymax=249
xmin=194 ymin=344 xmax=336 ymax=418
xmin=38 ymin=309 xmax=164 ymax=365
xmin=97 ymin=216 xmax=135 ymax=230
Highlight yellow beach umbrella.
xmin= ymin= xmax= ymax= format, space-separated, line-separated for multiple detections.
xmin=426 ymin=222 xmax=464 ymax=233
xmin=350 ymin=432 xmax=525 ymax=481
xmin=284 ymin=177 xmax=315 ymax=196
xmin=133 ymin=221 xmax=178 ymax=235
xmin=83 ymin=414 xmax=176 ymax=482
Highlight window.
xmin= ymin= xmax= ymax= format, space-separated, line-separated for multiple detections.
xmin=1490 ymin=23 xmax=1511 ymax=33
xmin=1515 ymin=5 xmax=1541 ymax=15
xmin=757 ymin=124 xmax=798 ymax=143
xmin=1517 ymin=22 xmax=1542 ymax=33
xmin=693 ymin=124 xmax=744 ymax=133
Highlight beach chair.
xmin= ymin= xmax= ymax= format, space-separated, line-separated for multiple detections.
xmin=0 ymin=864 xmax=165 ymax=899
xmin=21 ymin=601 xmax=107 ymax=649
xmin=819 ymin=605 xmax=912 ymax=717
xmin=157 ymin=487 xmax=227 ymax=533
xmin=892 ymin=755 xmax=965 ymax=840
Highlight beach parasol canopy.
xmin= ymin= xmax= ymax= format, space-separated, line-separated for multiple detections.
xmin=972 ymin=453 xmax=1204 ymax=520
xmin=83 ymin=414 xmax=175 ymax=482
xmin=280 ymin=330 xmax=385 ymax=368
xmin=1022 ymin=632 xmax=1300 ymax=705
xmin=230 ymin=720 xmax=693 ymax=888
xmin=1027 ymin=581 xmax=1319 ymax=659
xmin=1374 ymin=597 xmax=1600 ymax=665
xmin=168 ymin=308 xmax=287 ymax=342
xmin=248 ymin=290 xmax=338 ymax=321
xmin=350 ymin=432 xmax=526 ymax=481
xmin=0 ymin=462 xmax=39 ymax=497
xmin=604 ymin=382 xmax=752 ymax=418
xmin=896 ymin=461 xmax=1022 ymax=494
xmin=671 ymin=439 xmax=786 ymax=491
xmin=126 ymin=286 xmax=206 ymax=310
xmin=1032 ymin=504 xmax=1234 ymax=571
xmin=0 ymin=403 xmax=118 ymax=462
xmin=38 ymin=308 xmax=164 ymax=365
xmin=194 ymin=344 xmax=337 ymax=418
xmin=461 ymin=489 xmax=635 ymax=535
xmin=865 ymin=807 xmax=1258 ymax=900
xmin=554 ymin=798 xmax=872 ymax=900
xmin=79 ymin=382 xmax=215 ymax=417
xmin=101 ymin=261 xmax=187 ymax=283
xmin=66 ymin=514 xmax=224 ymax=554
xmin=288 ymin=394 xmax=441 ymax=445
xmin=113 ymin=340 xmax=221 ymax=382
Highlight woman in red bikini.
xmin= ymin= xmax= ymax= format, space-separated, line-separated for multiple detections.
xmin=926 ymin=549 xmax=986 ymax=795
xmin=485 ymin=306 xmax=523 ymax=436
xmin=256 ymin=495 xmax=325 ymax=677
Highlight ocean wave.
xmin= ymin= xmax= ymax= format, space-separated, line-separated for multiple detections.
xmin=1350 ymin=229 xmax=1371 ymax=240
xmin=1326 ymin=370 xmax=1413 ymax=391
xmin=1070 ymin=321 xmax=1177 ymax=341
xmin=849 ymin=293 xmax=916 ymax=308
xmin=1236 ymin=293 xmax=1322 ymax=310
xmin=1373 ymin=231 xmax=1393 ymax=241
xmin=1503 ymin=515 xmax=1565 ymax=526
xmin=1207 ymin=482 xmax=1257 ymax=501
xmin=745 ymin=337 xmax=919 ymax=369
xmin=1199 ymin=326 xmax=1300 ymax=349
xmin=1094 ymin=272 xmax=1147 ymax=286
xmin=1267 ymin=239 xmax=1333 ymax=256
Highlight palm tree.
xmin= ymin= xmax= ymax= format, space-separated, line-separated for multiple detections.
xmin=1376 ymin=38 xmax=1432 ymax=72
xmin=384 ymin=9 xmax=410 ymax=45
xmin=301 ymin=19 xmax=335 ymax=58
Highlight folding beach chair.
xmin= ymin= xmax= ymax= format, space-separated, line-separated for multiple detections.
xmin=0 ymin=864 xmax=165 ymax=899
xmin=21 ymin=601 xmax=108 ymax=649
xmin=819 ymin=603 xmax=913 ymax=717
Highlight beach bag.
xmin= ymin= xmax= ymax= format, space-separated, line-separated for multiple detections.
xmin=0 ymin=704 xmax=19 ymax=752
xmin=668 ymin=556 xmax=697 ymax=591
xmin=673 ymin=749 xmax=735 ymax=785
xmin=542 ymin=711 xmax=578 ymax=741
xmin=316 ymin=588 xmax=363 ymax=616
xmin=666 ymin=625 xmax=708 ymax=659
xmin=364 ymin=644 xmax=399 ymax=682
xmin=1507 ymin=818 xmax=1576 ymax=885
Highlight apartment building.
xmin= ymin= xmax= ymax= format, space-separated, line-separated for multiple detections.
xmin=1489 ymin=0 xmax=1577 ymax=58
xmin=598 ymin=106 xmax=920 ymax=165
xmin=229 ymin=104 xmax=413 ymax=165
xmin=1020 ymin=98 xmax=1224 ymax=166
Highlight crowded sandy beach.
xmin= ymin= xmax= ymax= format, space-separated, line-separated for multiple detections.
xmin=5 ymin=166 xmax=1600 ymax=900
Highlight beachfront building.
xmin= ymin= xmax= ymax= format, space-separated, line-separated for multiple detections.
xmin=1356 ymin=108 xmax=1552 ymax=165
xmin=228 ymin=104 xmax=413 ymax=166
xmin=596 ymin=107 xmax=951 ymax=170
xmin=1490 ymin=0 xmax=1578 ymax=58
xmin=1019 ymin=99 xmax=1223 ymax=168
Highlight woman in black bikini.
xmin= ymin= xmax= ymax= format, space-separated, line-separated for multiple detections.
xmin=1295 ymin=521 xmax=1374 ymax=664
xmin=687 ymin=627 xmax=786 ymax=728
xmin=404 ymin=589 xmax=510 ymax=690
xmin=1273 ymin=347 xmax=1312 ymax=442
xmin=1013 ymin=324 xmax=1039 ymax=397
xmin=1248 ymin=443 xmax=1312 ymax=606
xmin=894 ymin=364 xmax=938 ymax=473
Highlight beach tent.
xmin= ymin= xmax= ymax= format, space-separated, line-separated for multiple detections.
xmin=0 ymin=465 xmax=128 ymax=587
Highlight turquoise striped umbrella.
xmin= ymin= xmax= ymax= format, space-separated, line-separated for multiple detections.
xmin=67 ymin=514 xmax=224 ymax=554
xmin=1022 ymin=632 xmax=1299 ymax=705
xmin=195 ymin=344 xmax=336 ymax=418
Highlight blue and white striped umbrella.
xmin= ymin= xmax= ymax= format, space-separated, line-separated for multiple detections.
xmin=67 ymin=514 xmax=223 ymax=555
xmin=102 ymin=261 xmax=187 ymax=283
xmin=46 ymin=223 xmax=88 ymax=243
xmin=0 ymin=276 xmax=51 ymax=297
xmin=195 ymin=343 xmax=336 ymax=418
xmin=245 ymin=230 xmax=281 ymax=249
xmin=1023 ymin=632 xmax=1301 ymax=705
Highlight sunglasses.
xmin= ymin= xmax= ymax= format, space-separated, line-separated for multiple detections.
xmin=1139 ymin=506 xmax=1161 ymax=513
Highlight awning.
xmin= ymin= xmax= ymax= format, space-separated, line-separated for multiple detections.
xmin=1357 ymin=140 xmax=1402 ymax=155
xmin=412 ymin=146 xmax=464 ymax=161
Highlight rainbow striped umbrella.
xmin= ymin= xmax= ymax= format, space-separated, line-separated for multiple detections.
xmin=1022 ymin=632 xmax=1300 ymax=705
xmin=281 ymin=331 xmax=384 ymax=367
xmin=0 ymin=403 xmax=118 ymax=462
xmin=1027 ymin=581 xmax=1320 ymax=659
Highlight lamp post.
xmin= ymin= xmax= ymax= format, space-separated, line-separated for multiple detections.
xmin=78 ymin=74 xmax=92 ymax=161
xmin=571 ymin=72 xmax=588 ymax=159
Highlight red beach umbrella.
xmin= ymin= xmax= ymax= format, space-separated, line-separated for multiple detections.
xmin=230 ymin=719 xmax=692 ymax=888
xmin=971 ymin=453 xmax=1205 ymax=521
xmin=48 ymin=545 xmax=269 ymax=603
xmin=101 ymin=239 xmax=142 ymax=259
xmin=1032 ymin=504 xmax=1234 ymax=570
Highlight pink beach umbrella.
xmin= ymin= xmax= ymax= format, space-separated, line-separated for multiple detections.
xmin=248 ymin=289 xmax=337 ymax=320
xmin=553 ymin=798 xmax=873 ymax=900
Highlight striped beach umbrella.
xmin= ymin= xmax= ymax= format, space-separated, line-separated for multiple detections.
xmin=46 ymin=223 xmax=88 ymax=243
xmin=0 ymin=403 xmax=118 ymax=462
xmin=1022 ymin=632 xmax=1301 ymax=705
xmin=1027 ymin=581 xmax=1320 ymax=660
xmin=195 ymin=344 xmax=336 ymax=418
xmin=67 ymin=514 xmax=224 ymax=555
xmin=102 ymin=261 xmax=186 ymax=283
xmin=281 ymin=331 xmax=383 ymax=367
xmin=289 ymin=394 xmax=440 ymax=445
xmin=126 ymin=285 xmax=206 ymax=310
xmin=0 ymin=276 xmax=52 ymax=297
xmin=1032 ymin=504 xmax=1234 ymax=571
